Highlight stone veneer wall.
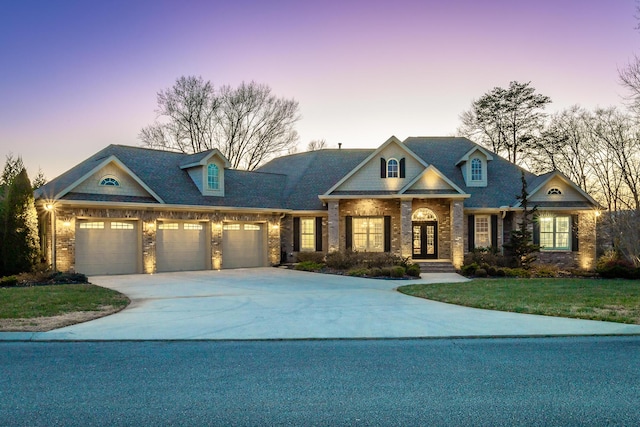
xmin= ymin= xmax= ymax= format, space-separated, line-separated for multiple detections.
xmin=338 ymin=199 xmax=401 ymax=255
xmin=48 ymin=207 xmax=282 ymax=273
xmin=504 ymin=211 xmax=597 ymax=270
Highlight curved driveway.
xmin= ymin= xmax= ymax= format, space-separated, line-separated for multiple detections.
xmin=37 ymin=268 xmax=640 ymax=340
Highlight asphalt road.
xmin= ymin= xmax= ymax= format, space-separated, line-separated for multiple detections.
xmin=2 ymin=337 xmax=639 ymax=426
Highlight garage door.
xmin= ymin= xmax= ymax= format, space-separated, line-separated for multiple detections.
xmin=222 ymin=223 xmax=266 ymax=268
xmin=156 ymin=221 xmax=208 ymax=272
xmin=75 ymin=219 xmax=139 ymax=275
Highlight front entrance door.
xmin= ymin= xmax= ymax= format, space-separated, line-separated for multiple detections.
xmin=412 ymin=221 xmax=438 ymax=259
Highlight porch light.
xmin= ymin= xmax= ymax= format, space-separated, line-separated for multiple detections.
xmin=45 ymin=203 xmax=54 ymax=211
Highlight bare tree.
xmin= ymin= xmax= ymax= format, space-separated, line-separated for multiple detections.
xmin=140 ymin=77 xmax=300 ymax=170
xmin=458 ymin=81 xmax=551 ymax=167
xmin=306 ymin=139 xmax=327 ymax=151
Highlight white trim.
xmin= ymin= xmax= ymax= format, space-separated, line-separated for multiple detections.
xmin=319 ymin=194 xmax=470 ymax=201
xmin=53 ymin=156 xmax=165 ymax=203
xmin=323 ymin=136 xmax=429 ymax=196
xmin=516 ymin=171 xmax=600 ymax=208
xmin=455 ymin=146 xmax=494 ymax=166
xmin=179 ymin=149 xmax=231 ymax=169
xmin=49 ymin=199 xmax=291 ymax=214
xmin=399 ymin=164 xmax=467 ymax=195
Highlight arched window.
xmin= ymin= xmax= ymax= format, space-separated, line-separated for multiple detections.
xmin=99 ymin=176 xmax=120 ymax=186
xmin=471 ymin=158 xmax=482 ymax=181
xmin=547 ymin=187 xmax=562 ymax=195
xmin=207 ymin=163 xmax=219 ymax=190
xmin=387 ymin=159 xmax=399 ymax=178
xmin=411 ymin=208 xmax=438 ymax=221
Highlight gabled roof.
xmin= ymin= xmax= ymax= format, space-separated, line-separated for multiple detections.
xmin=37 ymin=145 xmax=287 ymax=210
xmin=455 ymin=146 xmax=494 ymax=166
xmin=516 ymin=170 xmax=600 ymax=209
xmin=399 ymin=164 xmax=466 ymax=195
xmin=179 ymin=148 xmax=231 ymax=169
xmin=322 ymin=136 xmax=429 ymax=196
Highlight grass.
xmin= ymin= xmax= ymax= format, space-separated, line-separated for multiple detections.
xmin=0 ymin=284 xmax=129 ymax=319
xmin=398 ymin=278 xmax=640 ymax=324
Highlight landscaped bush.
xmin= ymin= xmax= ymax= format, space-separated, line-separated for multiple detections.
xmin=347 ymin=268 xmax=369 ymax=277
xmin=325 ymin=251 xmax=359 ymax=270
xmin=596 ymin=259 xmax=640 ymax=279
xmin=531 ymin=264 xmax=560 ymax=278
xmin=461 ymin=262 xmax=478 ymax=276
xmin=295 ymin=252 xmax=325 ymax=263
xmin=0 ymin=276 xmax=19 ymax=287
xmin=14 ymin=271 xmax=89 ymax=286
xmin=406 ymin=264 xmax=421 ymax=277
xmin=390 ymin=266 xmax=406 ymax=278
xmin=502 ymin=267 xmax=532 ymax=278
xmin=475 ymin=268 xmax=488 ymax=277
xmin=294 ymin=261 xmax=325 ymax=272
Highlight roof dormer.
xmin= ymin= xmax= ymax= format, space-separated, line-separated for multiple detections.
xmin=180 ymin=149 xmax=230 ymax=196
xmin=456 ymin=146 xmax=493 ymax=187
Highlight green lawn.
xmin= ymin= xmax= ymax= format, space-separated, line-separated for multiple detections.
xmin=398 ymin=278 xmax=640 ymax=324
xmin=0 ymin=284 xmax=129 ymax=319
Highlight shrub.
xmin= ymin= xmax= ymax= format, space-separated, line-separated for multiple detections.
xmin=369 ymin=267 xmax=383 ymax=277
xmin=461 ymin=262 xmax=478 ymax=276
xmin=532 ymin=264 xmax=559 ymax=278
xmin=502 ymin=268 xmax=531 ymax=278
xmin=295 ymin=252 xmax=325 ymax=263
xmin=406 ymin=264 xmax=421 ymax=277
xmin=596 ymin=259 xmax=640 ymax=279
xmin=0 ymin=276 xmax=19 ymax=287
xmin=495 ymin=268 xmax=506 ymax=277
xmin=347 ymin=268 xmax=369 ymax=277
xmin=475 ymin=268 xmax=488 ymax=277
xmin=325 ymin=251 xmax=358 ymax=270
xmin=380 ymin=267 xmax=392 ymax=277
xmin=390 ymin=266 xmax=406 ymax=278
xmin=295 ymin=261 xmax=324 ymax=272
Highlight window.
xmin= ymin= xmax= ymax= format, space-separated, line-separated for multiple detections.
xmin=539 ymin=215 xmax=570 ymax=250
xmin=207 ymin=163 xmax=219 ymax=190
xmin=300 ymin=218 xmax=315 ymax=251
xmin=79 ymin=221 xmax=104 ymax=229
xmin=547 ymin=187 xmax=562 ymax=195
xmin=387 ymin=159 xmax=399 ymax=178
xmin=244 ymin=224 xmax=261 ymax=230
xmin=474 ymin=215 xmax=491 ymax=248
xmin=471 ymin=158 xmax=482 ymax=181
xmin=158 ymin=223 xmax=179 ymax=230
xmin=183 ymin=223 xmax=203 ymax=230
xmin=99 ymin=177 xmax=119 ymax=186
xmin=223 ymin=223 xmax=240 ymax=230
xmin=111 ymin=222 xmax=134 ymax=230
xmin=353 ymin=217 xmax=384 ymax=252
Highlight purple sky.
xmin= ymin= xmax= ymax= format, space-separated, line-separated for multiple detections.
xmin=1 ymin=0 xmax=638 ymax=180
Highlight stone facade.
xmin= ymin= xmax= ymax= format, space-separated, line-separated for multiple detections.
xmin=48 ymin=206 xmax=282 ymax=273
xmin=338 ymin=199 xmax=402 ymax=255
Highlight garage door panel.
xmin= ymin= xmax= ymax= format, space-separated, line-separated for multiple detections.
xmin=76 ymin=220 xmax=139 ymax=275
xmin=156 ymin=222 xmax=208 ymax=272
xmin=222 ymin=223 xmax=265 ymax=269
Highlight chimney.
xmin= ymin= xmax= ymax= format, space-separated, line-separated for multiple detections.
xmin=338 ymin=143 xmax=342 ymax=150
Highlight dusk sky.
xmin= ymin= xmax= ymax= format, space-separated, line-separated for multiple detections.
xmin=1 ymin=0 xmax=638 ymax=180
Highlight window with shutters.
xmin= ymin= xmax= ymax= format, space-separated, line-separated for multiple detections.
xmin=474 ymin=215 xmax=491 ymax=248
xmin=539 ymin=215 xmax=571 ymax=251
xmin=387 ymin=159 xmax=399 ymax=178
xmin=300 ymin=218 xmax=315 ymax=251
xmin=352 ymin=217 xmax=384 ymax=252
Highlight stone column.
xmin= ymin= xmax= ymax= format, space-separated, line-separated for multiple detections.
xmin=450 ymin=200 xmax=464 ymax=268
xmin=327 ymin=200 xmax=339 ymax=252
xmin=142 ymin=220 xmax=157 ymax=274
xmin=400 ymin=199 xmax=413 ymax=258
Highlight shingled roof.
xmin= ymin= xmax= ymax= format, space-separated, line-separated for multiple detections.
xmin=37 ymin=145 xmax=287 ymax=210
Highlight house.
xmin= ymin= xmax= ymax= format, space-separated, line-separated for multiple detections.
xmin=35 ymin=136 xmax=601 ymax=275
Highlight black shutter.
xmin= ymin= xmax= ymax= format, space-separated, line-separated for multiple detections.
xmin=315 ymin=217 xmax=323 ymax=251
xmin=533 ymin=218 xmax=540 ymax=246
xmin=384 ymin=216 xmax=391 ymax=252
xmin=380 ymin=158 xmax=386 ymax=178
xmin=572 ymin=214 xmax=579 ymax=252
xmin=345 ymin=216 xmax=353 ymax=251
xmin=491 ymin=214 xmax=498 ymax=249
xmin=293 ymin=217 xmax=300 ymax=251
xmin=399 ymin=158 xmax=406 ymax=178
xmin=468 ymin=215 xmax=475 ymax=251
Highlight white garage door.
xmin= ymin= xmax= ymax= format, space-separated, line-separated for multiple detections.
xmin=156 ymin=221 xmax=208 ymax=272
xmin=222 ymin=223 xmax=266 ymax=268
xmin=75 ymin=219 xmax=140 ymax=275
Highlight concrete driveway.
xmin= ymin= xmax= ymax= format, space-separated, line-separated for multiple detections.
xmin=24 ymin=268 xmax=640 ymax=340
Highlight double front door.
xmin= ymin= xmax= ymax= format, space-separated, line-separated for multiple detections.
xmin=412 ymin=221 xmax=437 ymax=259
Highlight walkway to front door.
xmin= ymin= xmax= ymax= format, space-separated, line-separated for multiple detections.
xmin=412 ymin=221 xmax=437 ymax=259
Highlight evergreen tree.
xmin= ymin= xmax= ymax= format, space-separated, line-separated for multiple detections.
xmin=1 ymin=169 xmax=40 ymax=275
xmin=504 ymin=171 xmax=539 ymax=268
